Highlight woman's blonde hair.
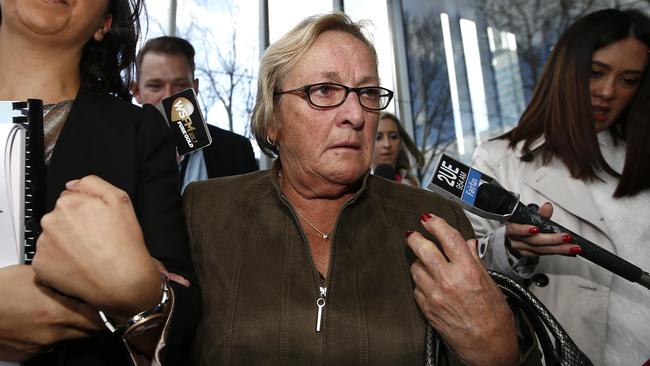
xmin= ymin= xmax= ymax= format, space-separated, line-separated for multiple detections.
xmin=251 ymin=11 xmax=378 ymax=157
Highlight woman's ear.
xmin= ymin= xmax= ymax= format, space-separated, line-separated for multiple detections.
xmin=93 ymin=14 xmax=113 ymax=42
xmin=268 ymin=123 xmax=278 ymax=144
xmin=269 ymin=113 xmax=281 ymax=140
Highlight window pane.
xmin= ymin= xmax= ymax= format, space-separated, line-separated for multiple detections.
xmin=171 ymin=0 xmax=260 ymax=142
xmin=486 ymin=26 xmax=525 ymax=131
xmin=344 ymin=0 xmax=396 ymax=112
xmin=268 ymin=0 xmax=333 ymax=43
xmin=142 ymin=0 xmax=171 ymax=40
xmin=401 ymin=0 xmax=459 ymax=182
xmin=460 ymin=18 xmax=489 ymax=144
xmin=399 ymin=0 xmax=650 ymax=183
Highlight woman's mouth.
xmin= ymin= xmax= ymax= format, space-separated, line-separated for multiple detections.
xmin=592 ymin=105 xmax=610 ymax=122
xmin=331 ymin=142 xmax=361 ymax=150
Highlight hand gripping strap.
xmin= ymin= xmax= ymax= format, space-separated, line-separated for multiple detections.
xmin=424 ymin=270 xmax=592 ymax=366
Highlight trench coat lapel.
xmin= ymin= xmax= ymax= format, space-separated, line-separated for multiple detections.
xmin=523 ymin=164 xmax=609 ymax=236
xmin=514 ymin=137 xmax=609 ymax=237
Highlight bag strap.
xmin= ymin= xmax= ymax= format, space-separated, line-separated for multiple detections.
xmin=423 ymin=271 xmax=593 ymax=366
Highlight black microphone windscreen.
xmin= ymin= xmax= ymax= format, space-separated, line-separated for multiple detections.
xmin=475 ymin=183 xmax=518 ymax=215
xmin=374 ymin=164 xmax=396 ymax=181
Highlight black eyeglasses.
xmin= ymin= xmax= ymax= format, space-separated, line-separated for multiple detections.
xmin=274 ymin=82 xmax=394 ymax=111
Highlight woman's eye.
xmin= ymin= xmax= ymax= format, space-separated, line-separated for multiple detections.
xmin=621 ymin=76 xmax=641 ymax=86
xmin=591 ymin=70 xmax=603 ymax=78
xmin=361 ymin=88 xmax=381 ymax=99
xmin=313 ymin=85 xmax=335 ymax=96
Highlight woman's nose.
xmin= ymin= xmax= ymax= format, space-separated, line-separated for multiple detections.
xmin=337 ymin=91 xmax=365 ymax=129
xmin=593 ymin=78 xmax=616 ymax=100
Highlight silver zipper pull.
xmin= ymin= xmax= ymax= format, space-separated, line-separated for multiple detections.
xmin=315 ymin=297 xmax=325 ymax=332
xmin=315 ymin=286 xmax=327 ymax=332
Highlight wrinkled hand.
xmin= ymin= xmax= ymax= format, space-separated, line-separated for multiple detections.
xmin=407 ymin=213 xmax=518 ymax=366
xmin=506 ymin=202 xmax=577 ymax=257
xmin=32 ymin=176 xmax=162 ymax=323
xmin=0 ymin=265 xmax=100 ymax=362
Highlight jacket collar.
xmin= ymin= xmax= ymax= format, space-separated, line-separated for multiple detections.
xmin=513 ymin=137 xmax=609 ymax=235
xmin=269 ymin=159 xmax=370 ymax=204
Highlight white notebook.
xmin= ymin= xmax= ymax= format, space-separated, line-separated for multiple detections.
xmin=0 ymin=102 xmax=25 ymax=366
xmin=0 ymin=101 xmax=26 ymax=268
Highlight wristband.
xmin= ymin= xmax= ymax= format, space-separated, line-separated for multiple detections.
xmin=98 ymin=274 xmax=170 ymax=335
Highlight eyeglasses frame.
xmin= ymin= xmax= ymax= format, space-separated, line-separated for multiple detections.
xmin=273 ymin=82 xmax=394 ymax=111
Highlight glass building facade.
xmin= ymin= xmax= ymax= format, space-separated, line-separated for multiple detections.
xmin=144 ymin=0 xmax=649 ymax=174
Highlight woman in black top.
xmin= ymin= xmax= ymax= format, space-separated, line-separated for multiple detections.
xmin=0 ymin=1 xmax=199 ymax=364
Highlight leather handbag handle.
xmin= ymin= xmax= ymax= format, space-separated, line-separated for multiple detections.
xmin=424 ymin=270 xmax=593 ymax=366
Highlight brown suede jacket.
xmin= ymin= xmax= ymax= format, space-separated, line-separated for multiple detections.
xmin=183 ymin=165 xmax=541 ymax=366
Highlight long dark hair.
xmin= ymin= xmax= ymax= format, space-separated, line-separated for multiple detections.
xmin=506 ymin=9 xmax=650 ymax=197
xmin=81 ymin=0 xmax=144 ymax=100
xmin=379 ymin=112 xmax=425 ymax=173
xmin=0 ymin=0 xmax=144 ymax=101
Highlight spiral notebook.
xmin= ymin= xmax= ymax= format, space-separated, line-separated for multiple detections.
xmin=0 ymin=102 xmax=25 ymax=268
xmin=1 ymin=100 xmax=44 ymax=366
xmin=0 ymin=100 xmax=45 ymax=269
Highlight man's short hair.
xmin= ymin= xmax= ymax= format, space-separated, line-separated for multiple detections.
xmin=135 ymin=36 xmax=196 ymax=80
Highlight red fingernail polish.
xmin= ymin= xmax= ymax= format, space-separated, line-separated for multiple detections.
xmin=420 ymin=213 xmax=432 ymax=222
xmin=405 ymin=230 xmax=414 ymax=238
xmin=562 ymin=234 xmax=573 ymax=243
xmin=570 ymin=246 xmax=582 ymax=254
xmin=529 ymin=227 xmax=540 ymax=234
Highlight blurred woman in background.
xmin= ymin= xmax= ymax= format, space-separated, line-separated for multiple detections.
xmin=371 ymin=112 xmax=424 ymax=186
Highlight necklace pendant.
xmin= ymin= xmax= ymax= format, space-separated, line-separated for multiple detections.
xmin=322 ymin=233 xmax=329 ymax=240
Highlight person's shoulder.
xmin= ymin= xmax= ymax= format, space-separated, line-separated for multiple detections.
xmin=189 ymin=169 xmax=267 ymax=194
xmin=75 ymin=88 xmax=141 ymax=116
xmin=184 ymin=170 xmax=271 ymax=210
xmin=368 ymin=175 xmax=457 ymax=214
xmin=473 ymin=134 xmax=522 ymax=168
xmin=72 ymin=89 xmax=166 ymax=137
xmin=476 ymin=135 xmax=512 ymax=157
xmin=208 ymin=125 xmax=252 ymax=146
xmin=368 ymin=175 xmax=473 ymax=238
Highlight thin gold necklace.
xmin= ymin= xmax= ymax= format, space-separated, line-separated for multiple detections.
xmin=294 ymin=209 xmax=331 ymax=241
xmin=278 ymin=169 xmax=331 ymax=240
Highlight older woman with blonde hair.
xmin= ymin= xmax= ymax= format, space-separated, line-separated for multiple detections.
xmin=183 ymin=12 xmax=539 ymax=365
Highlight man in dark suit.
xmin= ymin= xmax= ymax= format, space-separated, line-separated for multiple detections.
xmin=132 ymin=36 xmax=258 ymax=191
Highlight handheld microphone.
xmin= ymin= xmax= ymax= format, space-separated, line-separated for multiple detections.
xmin=373 ymin=164 xmax=397 ymax=181
xmin=427 ymin=154 xmax=650 ymax=290
xmin=155 ymin=88 xmax=212 ymax=155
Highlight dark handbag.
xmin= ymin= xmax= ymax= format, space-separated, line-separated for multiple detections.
xmin=424 ymin=270 xmax=592 ymax=366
